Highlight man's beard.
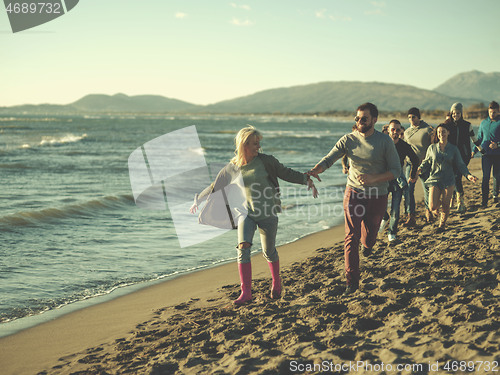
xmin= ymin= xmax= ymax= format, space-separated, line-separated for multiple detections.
xmin=357 ymin=123 xmax=373 ymax=134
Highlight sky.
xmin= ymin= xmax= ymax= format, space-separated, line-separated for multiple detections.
xmin=1 ymin=0 xmax=499 ymax=107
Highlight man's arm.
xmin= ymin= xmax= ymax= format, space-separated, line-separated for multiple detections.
xmin=406 ymin=143 xmax=420 ymax=182
xmin=357 ymin=138 xmax=401 ymax=185
xmin=489 ymin=121 xmax=500 ymax=149
xmin=357 ymin=171 xmax=396 ymax=185
xmin=308 ymin=136 xmax=347 ymax=180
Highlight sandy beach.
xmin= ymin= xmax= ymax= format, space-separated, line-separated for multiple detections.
xmin=1 ymin=158 xmax=499 ymax=374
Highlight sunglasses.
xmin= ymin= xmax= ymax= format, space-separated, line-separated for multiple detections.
xmin=354 ymin=116 xmax=369 ymax=124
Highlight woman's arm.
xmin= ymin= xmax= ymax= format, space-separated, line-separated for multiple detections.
xmin=453 ymin=146 xmax=478 ymax=182
xmin=190 ymin=163 xmax=234 ymax=212
xmin=265 ymin=154 xmax=318 ymax=198
xmin=417 ymin=145 xmax=433 ymax=178
xmin=268 ymin=155 xmax=308 ymax=185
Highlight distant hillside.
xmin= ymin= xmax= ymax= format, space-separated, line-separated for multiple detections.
xmin=434 ymin=70 xmax=500 ymax=102
xmin=0 ymin=93 xmax=200 ymax=114
xmin=1 ymin=73 xmax=494 ymax=115
xmin=201 ymin=81 xmax=478 ymax=114
xmin=0 ymin=104 xmax=71 ymax=114
xmin=70 ymin=93 xmax=200 ymax=112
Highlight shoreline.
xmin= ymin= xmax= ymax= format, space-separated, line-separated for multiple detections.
xmin=0 ymin=213 xmax=345 ymax=339
xmin=0 ymin=222 xmax=347 ymax=374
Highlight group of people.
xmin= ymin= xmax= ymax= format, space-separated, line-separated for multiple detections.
xmin=191 ymin=101 xmax=500 ymax=300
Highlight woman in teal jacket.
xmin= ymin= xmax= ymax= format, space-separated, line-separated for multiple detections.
xmin=418 ymin=123 xmax=478 ymax=232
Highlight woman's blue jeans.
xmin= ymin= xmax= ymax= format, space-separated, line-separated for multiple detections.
xmin=404 ymin=163 xmax=430 ymax=213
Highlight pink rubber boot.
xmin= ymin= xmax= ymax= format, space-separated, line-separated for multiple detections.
xmin=268 ymin=261 xmax=281 ymax=299
xmin=234 ymin=262 xmax=252 ymax=305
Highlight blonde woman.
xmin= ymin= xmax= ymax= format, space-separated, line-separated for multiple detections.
xmin=191 ymin=126 xmax=317 ymax=305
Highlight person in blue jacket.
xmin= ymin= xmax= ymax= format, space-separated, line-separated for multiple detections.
xmin=475 ymin=101 xmax=500 ymax=207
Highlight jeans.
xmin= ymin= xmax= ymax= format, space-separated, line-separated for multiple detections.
xmin=455 ymin=172 xmax=464 ymax=194
xmin=404 ymin=163 xmax=430 ymax=213
xmin=481 ymin=154 xmax=500 ymax=205
xmin=343 ymin=187 xmax=387 ymax=285
xmin=388 ymin=181 xmax=403 ymax=236
xmin=237 ymin=215 xmax=279 ymax=263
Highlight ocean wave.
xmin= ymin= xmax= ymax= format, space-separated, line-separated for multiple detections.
xmin=0 ymin=195 xmax=135 ymax=228
xmin=17 ymin=133 xmax=87 ymax=150
xmin=39 ymin=133 xmax=87 ymax=146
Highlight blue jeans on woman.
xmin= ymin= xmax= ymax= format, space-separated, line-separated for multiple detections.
xmin=404 ymin=163 xmax=430 ymax=214
xmin=237 ymin=215 xmax=279 ymax=263
xmin=388 ymin=180 xmax=404 ymax=236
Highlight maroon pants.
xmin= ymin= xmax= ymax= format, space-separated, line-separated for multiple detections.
xmin=343 ymin=187 xmax=388 ymax=285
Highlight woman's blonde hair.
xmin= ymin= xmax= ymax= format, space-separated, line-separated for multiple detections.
xmin=231 ymin=125 xmax=263 ymax=167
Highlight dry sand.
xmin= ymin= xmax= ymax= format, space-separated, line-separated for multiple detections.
xmin=1 ymin=159 xmax=498 ymax=375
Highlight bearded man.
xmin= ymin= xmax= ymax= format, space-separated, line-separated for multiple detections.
xmin=308 ymin=102 xmax=400 ymax=294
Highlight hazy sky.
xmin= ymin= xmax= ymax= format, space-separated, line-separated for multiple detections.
xmin=1 ymin=0 xmax=499 ymax=106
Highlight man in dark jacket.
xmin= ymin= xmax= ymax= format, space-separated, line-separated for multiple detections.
xmin=381 ymin=119 xmax=420 ymax=242
xmin=447 ymin=102 xmax=480 ymax=213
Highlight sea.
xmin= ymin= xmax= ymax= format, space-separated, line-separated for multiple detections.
xmin=0 ymin=114 xmax=357 ymax=337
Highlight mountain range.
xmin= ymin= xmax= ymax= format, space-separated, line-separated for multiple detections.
xmin=434 ymin=70 xmax=500 ymax=102
xmin=2 ymin=70 xmax=499 ymax=115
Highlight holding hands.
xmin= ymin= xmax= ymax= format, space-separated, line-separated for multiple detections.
xmin=306 ymin=165 xmax=324 ymax=182
xmin=467 ymin=174 xmax=478 ymax=183
xmin=307 ymin=177 xmax=319 ymax=198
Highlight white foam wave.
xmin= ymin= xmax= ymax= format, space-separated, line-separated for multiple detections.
xmin=39 ymin=133 xmax=87 ymax=146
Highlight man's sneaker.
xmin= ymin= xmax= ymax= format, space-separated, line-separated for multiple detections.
xmin=378 ymin=219 xmax=388 ymax=233
xmin=388 ymin=233 xmax=396 ymax=242
xmin=362 ymin=246 xmax=372 ymax=257
xmin=494 ymin=196 xmax=498 ymax=204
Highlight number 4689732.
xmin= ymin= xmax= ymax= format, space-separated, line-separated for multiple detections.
xmin=5 ymin=2 xmax=62 ymax=14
